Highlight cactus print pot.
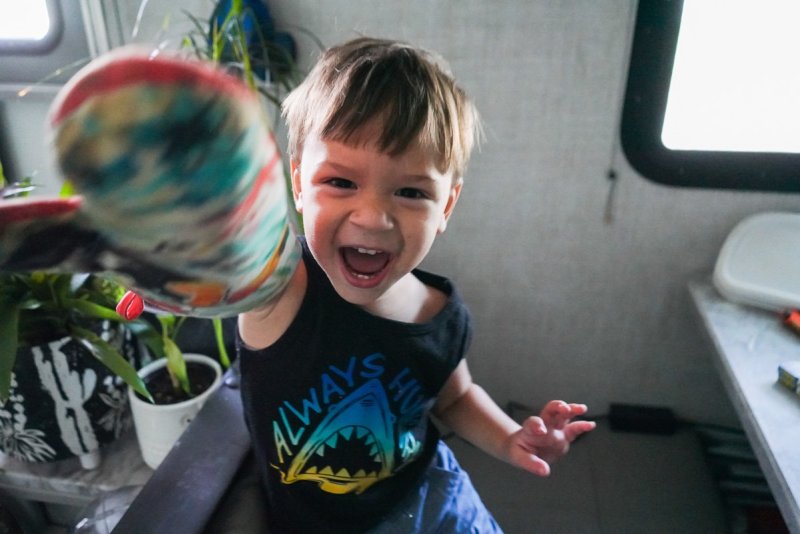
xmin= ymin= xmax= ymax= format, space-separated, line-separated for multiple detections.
xmin=0 ymin=323 xmax=144 ymax=469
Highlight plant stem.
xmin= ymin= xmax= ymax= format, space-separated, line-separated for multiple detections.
xmin=212 ymin=318 xmax=230 ymax=368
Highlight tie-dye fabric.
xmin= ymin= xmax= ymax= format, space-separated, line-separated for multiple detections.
xmin=1 ymin=48 xmax=300 ymax=317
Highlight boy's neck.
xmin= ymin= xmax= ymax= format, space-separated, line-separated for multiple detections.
xmin=359 ymin=272 xmax=447 ymax=324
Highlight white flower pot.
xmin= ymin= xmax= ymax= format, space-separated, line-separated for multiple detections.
xmin=128 ymin=354 xmax=222 ymax=469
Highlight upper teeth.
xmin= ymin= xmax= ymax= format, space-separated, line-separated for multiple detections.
xmin=357 ymin=248 xmax=379 ymax=255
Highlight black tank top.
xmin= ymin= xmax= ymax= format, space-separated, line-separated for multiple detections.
xmin=237 ymin=238 xmax=472 ymax=533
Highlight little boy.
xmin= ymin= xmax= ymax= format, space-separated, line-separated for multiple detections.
xmin=237 ymin=37 xmax=595 ymax=533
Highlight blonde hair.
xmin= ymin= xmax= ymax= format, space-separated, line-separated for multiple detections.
xmin=282 ymin=37 xmax=480 ymax=177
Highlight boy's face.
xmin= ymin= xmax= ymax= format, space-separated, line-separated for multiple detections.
xmin=291 ymin=127 xmax=461 ymax=309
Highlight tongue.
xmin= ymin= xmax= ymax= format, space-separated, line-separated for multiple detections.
xmin=342 ymin=248 xmax=389 ymax=275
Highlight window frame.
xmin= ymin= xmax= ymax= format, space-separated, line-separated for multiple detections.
xmin=620 ymin=0 xmax=800 ymax=192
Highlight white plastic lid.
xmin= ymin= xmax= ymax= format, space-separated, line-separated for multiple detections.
xmin=713 ymin=211 xmax=800 ymax=311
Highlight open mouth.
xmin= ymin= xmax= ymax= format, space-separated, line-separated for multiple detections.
xmin=340 ymin=247 xmax=391 ymax=283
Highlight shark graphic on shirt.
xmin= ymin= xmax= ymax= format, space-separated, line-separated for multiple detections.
xmin=273 ymin=373 xmax=426 ymax=495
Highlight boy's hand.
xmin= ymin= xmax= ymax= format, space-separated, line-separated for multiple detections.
xmin=506 ymin=400 xmax=595 ymax=477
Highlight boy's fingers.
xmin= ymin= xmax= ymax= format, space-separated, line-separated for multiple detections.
xmin=541 ymin=400 xmax=571 ymax=428
xmin=564 ymin=420 xmax=597 ymax=442
xmin=567 ymin=403 xmax=588 ymax=415
xmin=522 ymin=416 xmax=547 ymax=437
xmin=521 ymin=454 xmax=551 ymax=477
xmin=541 ymin=401 xmax=590 ymax=428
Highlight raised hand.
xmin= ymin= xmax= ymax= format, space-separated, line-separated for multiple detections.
xmin=505 ymin=400 xmax=596 ymax=477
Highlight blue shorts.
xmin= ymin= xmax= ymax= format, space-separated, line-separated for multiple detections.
xmin=368 ymin=441 xmax=503 ymax=533
xmin=205 ymin=441 xmax=502 ymax=533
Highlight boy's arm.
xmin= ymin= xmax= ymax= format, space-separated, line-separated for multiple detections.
xmin=432 ymin=360 xmax=595 ymax=477
xmin=237 ymin=260 xmax=308 ymax=349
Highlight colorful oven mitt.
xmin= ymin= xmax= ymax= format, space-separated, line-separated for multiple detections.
xmin=0 ymin=48 xmax=300 ymax=317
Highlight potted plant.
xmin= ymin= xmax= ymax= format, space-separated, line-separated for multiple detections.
xmin=0 ymin=168 xmax=232 ymax=473
xmin=123 ymin=311 xmax=228 ymax=469
xmin=0 ymin=165 xmax=154 ymax=469
xmin=183 ymin=0 xmax=311 ymax=107
xmin=0 ymin=0 xmax=311 ymax=472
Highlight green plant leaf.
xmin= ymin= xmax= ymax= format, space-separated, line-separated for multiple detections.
xmin=163 ymin=336 xmax=190 ymax=395
xmin=0 ymin=302 xmax=20 ymax=403
xmin=181 ymin=10 xmax=213 ymax=59
xmin=158 ymin=314 xmax=176 ymax=336
xmin=59 ymin=180 xmax=75 ymax=197
xmin=63 ymin=298 xmax=123 ymax=321
xmin=70 ymin=325 xmax=153 ymax=403
xmin=17 ymin=298 xmax=42 ymax=311
xmin=212 ymin=318 xmax=230 ymax=368
xmin=126 ymin=319 xmax=167 ymax=360
xmin=173 ymin=316 xmax=187 ymax=338
xmin=51 ymin=274 xmax=71 ymax=304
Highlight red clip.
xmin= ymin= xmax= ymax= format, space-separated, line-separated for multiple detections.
xmin=117 ymin=290 xmax=144 ymax=320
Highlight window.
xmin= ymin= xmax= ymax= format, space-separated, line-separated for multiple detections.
xmin=0 ymin=0 xmax=90 ymax=88
xmin=0 ymin=0 xmax=61 ymax=54
xmin=620 ymin=0 xmax=800 ymax=192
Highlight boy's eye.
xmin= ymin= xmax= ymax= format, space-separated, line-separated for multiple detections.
xmin=326 ymin=178 xmax=355 ymax=189
xmin=396 ymin=188 xmax=428 ymax=199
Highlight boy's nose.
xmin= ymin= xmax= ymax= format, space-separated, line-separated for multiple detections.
xmin=349 ymin=197 xmax=394 ymax=230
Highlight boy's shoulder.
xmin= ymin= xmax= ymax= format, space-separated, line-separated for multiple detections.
xmin=238 ymin=256 xmax=308 ymax=350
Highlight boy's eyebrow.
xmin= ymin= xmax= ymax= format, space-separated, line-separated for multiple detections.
xmin=321 ymin=160 xmax=438 ymax=183
xmin=320 ymin=160 xmax=358 ymax=175
xmin=402 ymin=173 xmax=437 ymax=184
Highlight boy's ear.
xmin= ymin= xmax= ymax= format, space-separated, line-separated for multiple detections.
xmin=290 ymin=158 xmax=303 ymax=213
xmin=438 ymin=178 xmax=463 ymax=234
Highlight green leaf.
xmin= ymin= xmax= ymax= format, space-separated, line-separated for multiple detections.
xmin=17 ymin=298 xmax=42 ymax=311
xmin=51 ymin=274 xmax=71 ymax=304
xmin=125 ymin=319 xmax=167 ymax=360
xmin=163 ymin=336 xmax=190 ymax=395
xmin=0 ymin=302 xmax=20 ymax=402
xmin=173 ymin=316 xmax=188 ymax=339
xmin=212 ymin=318 xmax=230 ymax=368
xmin=158 ymin=314 xmax=176 ymax=336
xmin=59 ymin=180 xmax=75 ymax=197
xmin=71 ymin=325 xmax=153 ymax=403
xmin=64 ymin=298 xmax=123 ymax=321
